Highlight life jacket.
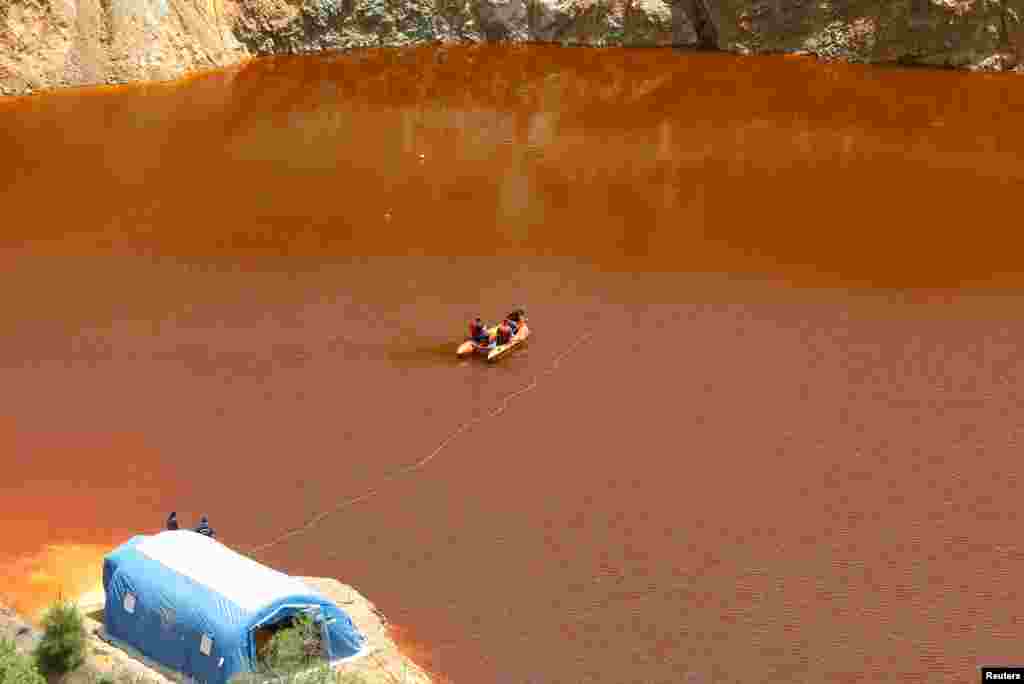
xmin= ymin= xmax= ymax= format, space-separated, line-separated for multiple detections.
xmin=470 ymin=321 xmax=483 ymax=338
xmin=497 ymin=324 xmax=511 ymax=345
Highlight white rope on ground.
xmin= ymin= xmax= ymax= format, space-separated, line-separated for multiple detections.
xmin=248 ymin=331 xmax=595 ymax=556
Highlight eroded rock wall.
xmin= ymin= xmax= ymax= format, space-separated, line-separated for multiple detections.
xmin=2 ymin=0 xmax=1022 ymax=95
xmin=0 ymin=0 xmax=248 ymax=92
xmin=712 ymin=0 xmax=1024 ymax=69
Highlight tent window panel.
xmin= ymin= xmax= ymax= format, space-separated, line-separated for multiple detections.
xmin=200 ymin=634 xmax=213 ymax=656
xmin=123 ymin=593 xmax=136 ymax=614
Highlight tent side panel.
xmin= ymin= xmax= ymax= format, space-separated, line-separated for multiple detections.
xmin=103 ymin=542 xmax=253 ymax=684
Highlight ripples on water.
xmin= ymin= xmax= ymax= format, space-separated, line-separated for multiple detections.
xmin=3 ymin=45 xmax=1024 ymax=683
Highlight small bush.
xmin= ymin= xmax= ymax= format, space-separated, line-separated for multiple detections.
xmin=0 ymin=639 xmax=46 ymax=684
xmin=33 ymin=599 xmax=86 ymax=676
xmin=260 ymin=615 xmax=323 ymax=676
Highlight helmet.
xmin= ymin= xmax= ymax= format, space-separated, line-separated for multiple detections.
xmin=200 ymin=515 xmax=208 ymax=524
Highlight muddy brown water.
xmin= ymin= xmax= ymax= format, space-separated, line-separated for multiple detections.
xmin=3 ymin=45 xmax=1024 ymax=683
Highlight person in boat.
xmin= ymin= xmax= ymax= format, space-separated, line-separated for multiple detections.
xmin=506 ymin=310 xmax=526 ymax=336
xmin=195 ymin=515 xmax=216 ymax=538
xmin=495 ymin=320 xmax=514 ymax=347
xmin=166 ymin=511 xmax=179 ymax=531
xmin=469 ymin=317 xmax=489 ymax=345
xmin=506 ymin=308 xmax=526 ymax=333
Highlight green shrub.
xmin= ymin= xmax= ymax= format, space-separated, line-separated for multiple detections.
xmin=230 ymin=612 xmax=378 ymax=684
xmin=33 ymin=599 xmax=86 ymax=676
xmin=0 ymin=639 xmax=46 ymax=684
xmin=260 ymin=615 xmax=323 ymax=676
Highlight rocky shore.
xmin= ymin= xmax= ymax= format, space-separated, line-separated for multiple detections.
xmin=0 ymin=578 xmax=432 ymax=684
xmin=1 ymin=0 xmax=1023 ymax=96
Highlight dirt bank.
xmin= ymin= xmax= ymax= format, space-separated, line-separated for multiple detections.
xmin=2 ymin=0 xmax=1023 ymax=96
xmin=0 ymin=578 xmax=431 ymax=684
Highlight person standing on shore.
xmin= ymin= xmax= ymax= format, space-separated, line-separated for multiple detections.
xmin=195 ymin=515 xmax=216 ymax=538
xmin=166 ymin=512 xmax=179 ymax=531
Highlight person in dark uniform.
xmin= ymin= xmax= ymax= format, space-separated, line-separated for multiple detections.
xmin=166 ymin=512 xmax=179 ymax=531
xmin=195 ymin=515 xmax=216 ymax=538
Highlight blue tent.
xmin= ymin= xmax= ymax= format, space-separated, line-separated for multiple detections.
xmin=102 ymin=531 xmax=366 ymax=684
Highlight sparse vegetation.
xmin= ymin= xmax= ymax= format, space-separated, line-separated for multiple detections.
xmin=230 ymin=665 xmax=372 ymax=684
xmin=4 ymin=601 xmax=387 ymax=684
xmin=227 ymin=613 xmax=379 ymax=684
xmin=259 ymin=614 xmax=324 ymax=676
xmin=0 ymin=639 xmax=46 ymax=684
xmin=33 ymin=599 xmax=86 ymax=677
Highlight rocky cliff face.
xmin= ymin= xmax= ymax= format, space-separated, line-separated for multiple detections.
xmin=1 ymin=0 xmax=1022 ymax=95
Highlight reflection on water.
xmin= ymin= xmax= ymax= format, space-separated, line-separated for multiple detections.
xmin=2 ymin=45 xmax=1024 ymax=683
xmin=2 ymin=46 xmax=1023 ymax=285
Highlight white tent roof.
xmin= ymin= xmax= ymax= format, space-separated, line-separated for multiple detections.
xmin=135 ymin=530 xmax=316 ymax=614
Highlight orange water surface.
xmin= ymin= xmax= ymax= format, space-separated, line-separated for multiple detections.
xmin=2 ymin=45 xmax=1024 ymax=683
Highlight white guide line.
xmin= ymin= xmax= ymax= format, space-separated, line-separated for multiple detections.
xmin=248 ymin=331 xmax=595 ymax=556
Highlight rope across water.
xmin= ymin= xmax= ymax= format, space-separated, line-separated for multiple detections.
xmin=248 ymin=331 xmax=595 ymax=556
